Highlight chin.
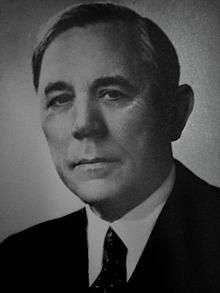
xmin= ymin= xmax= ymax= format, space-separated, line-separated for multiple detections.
xmin=57 ymin=166 xmax=134 ymax=207
xmin=72 ymin=179 xmax=120 ymax=204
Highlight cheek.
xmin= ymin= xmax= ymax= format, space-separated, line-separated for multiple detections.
xmin=108 ymin=101 xmax=158 ymax=153
xmin=42 ymin=114 xmax=71 ymax=155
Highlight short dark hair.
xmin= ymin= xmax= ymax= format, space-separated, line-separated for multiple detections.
xmin=32 ymin=2 xmax=180 ymax=99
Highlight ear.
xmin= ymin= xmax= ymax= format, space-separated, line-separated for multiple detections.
xmin=167 ymin=84 xmax=194 ymax=142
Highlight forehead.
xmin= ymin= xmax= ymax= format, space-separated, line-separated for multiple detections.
xmin=39 ymin=22 xmax=152 ymax=91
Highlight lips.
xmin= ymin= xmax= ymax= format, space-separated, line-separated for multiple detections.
xmin=71 ymin=157 xmax=119 ymax=168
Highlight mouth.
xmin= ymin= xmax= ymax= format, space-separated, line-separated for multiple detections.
xmin=70 ymin=157 xmax=119 ymax=168
xmin=68 ymin=157 xmax=121 ymax=179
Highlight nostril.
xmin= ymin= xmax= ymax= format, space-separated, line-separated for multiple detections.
xmin=72 ymin=125 xmax=91 ymax=140
xmin=72 ymin=128 xmax=85 ymax=140
xmin=72 ymin=120 xmax=108 ymax=140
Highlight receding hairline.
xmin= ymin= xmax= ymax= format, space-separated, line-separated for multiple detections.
xmin=38 ymin=21 xmax=159 ymax=95
xmin=32 ymin=2 xmax=180 ymax=94
xmin=36 ymin=3 xmax=146 ymax=42
xmin=40 ymin=20 xmax=156 ymax=66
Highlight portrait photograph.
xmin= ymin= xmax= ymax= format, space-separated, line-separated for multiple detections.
xmin=0 ymin=0 xmax=219 ymax=292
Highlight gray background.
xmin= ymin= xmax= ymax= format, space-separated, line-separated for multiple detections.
xmin=0 ymin=0 xmax=219 ymax=242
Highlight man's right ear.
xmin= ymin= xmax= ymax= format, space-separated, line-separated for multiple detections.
xmin=166 ymin=84 xmax=194 ymax=142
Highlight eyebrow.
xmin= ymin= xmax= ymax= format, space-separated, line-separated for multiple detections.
xmin=43 ymin=75 xmax=137 ymax=96
xmin=44 ymin=81 xmax=74 ymax=96
xmin=92 ymin=76 xmax=136 ymax=92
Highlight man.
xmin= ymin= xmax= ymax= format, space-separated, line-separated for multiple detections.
xmin=1 ymin=3 xmax=219 ymax=292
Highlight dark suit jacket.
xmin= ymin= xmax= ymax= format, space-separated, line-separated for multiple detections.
xmin=1 ymin=160 xmax=220 ymax=292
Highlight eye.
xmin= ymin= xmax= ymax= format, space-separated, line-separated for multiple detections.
xmin=100 ymin=90 xmax=127 ymax=101
xmin=47 ymin=94 xmax=72 ymax=109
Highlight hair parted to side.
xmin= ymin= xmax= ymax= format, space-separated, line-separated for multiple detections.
xmin=32 ymin=2 xmax=180 ymax=100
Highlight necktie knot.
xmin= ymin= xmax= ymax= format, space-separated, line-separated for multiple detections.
xmin=90 ymin=227 xmax=127 ymax=291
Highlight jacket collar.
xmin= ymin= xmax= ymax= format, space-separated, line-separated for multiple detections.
xmin=127 ymin=159 xmax=199 ymax=290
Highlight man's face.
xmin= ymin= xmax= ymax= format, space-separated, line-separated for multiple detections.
xmin=38 ymin=23 xmax=172 ymax=213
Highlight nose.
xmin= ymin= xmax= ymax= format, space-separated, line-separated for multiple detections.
xmin=71 ymin=97 xmax=108 ymax=140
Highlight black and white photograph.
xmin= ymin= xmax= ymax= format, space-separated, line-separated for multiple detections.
xmin=0 ymin=1 xmax=219 ymax=291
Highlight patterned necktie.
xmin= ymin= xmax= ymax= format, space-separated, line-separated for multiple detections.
xmin=90 ymin=227 xmax=127 ymax=292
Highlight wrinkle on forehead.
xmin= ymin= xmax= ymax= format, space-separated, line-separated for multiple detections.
xmin=39 ymin=22 xmax=157 ymax=93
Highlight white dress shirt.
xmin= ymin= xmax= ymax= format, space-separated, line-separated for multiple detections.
xmin=86 ymin=164 xmax=175 ymax=285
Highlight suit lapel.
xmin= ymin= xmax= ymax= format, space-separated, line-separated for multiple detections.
xmin=70 ymin=208 xmax=89 ymax=288
xmin=54 ymin=207 xmax=89 ymax=289
xmin=126 ymin=161 xmax=198 ymax=291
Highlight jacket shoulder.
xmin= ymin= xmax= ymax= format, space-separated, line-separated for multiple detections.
xmin=0 ymin=207 xmax=87 ymax=247
xmin=173 ymin=160 xmax=220 ymax=242
xmin=175 ymin=159 xmax=220 ymax=207
xmin=0 ymin=208 xmax=88 ymax=291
